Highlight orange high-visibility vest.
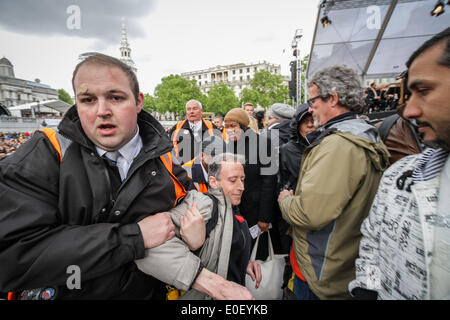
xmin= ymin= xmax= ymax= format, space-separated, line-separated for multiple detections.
xmin=159 ymin=151 xmax=187 ymax=206
xmin=221 ymin=128 xmax=227 ymax=142
xmin=172 ymin=118 xmax=215 ymax=157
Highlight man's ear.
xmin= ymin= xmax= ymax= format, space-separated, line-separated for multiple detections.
xmin=136 ymin=92 xmax=144 ymax=113
xmin=209 ymin=176 xmax=220 ymax=189
xmin=329 ymin=92 xmax=339 ymax=107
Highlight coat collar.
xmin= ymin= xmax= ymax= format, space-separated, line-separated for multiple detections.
xmin=58 ymin=105 xmax=173 ymax=158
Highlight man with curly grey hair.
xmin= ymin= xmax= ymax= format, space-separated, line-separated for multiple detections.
xmin=278 ymin=65 xmax=390 ymax=299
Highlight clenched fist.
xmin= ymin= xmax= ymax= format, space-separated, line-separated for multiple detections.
xmin=180 ymin=202 xmax=205 ymax=251
xmin=138 ymin=212 xmax=175 ymax=249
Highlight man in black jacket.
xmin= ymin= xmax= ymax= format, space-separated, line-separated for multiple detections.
xmin=0 ymin=53 xmax=195 ymax=300
xmin=266 ymin=103 xmax=295 ymax=146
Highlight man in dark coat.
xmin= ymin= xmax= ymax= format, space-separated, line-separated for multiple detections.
xmin=266 ymin=103 xmax=295 ymax=146
xmin=0 ymin=53 xmax=194 ymax=300
xmin=167 ymin=99 xmax=217 ymax=165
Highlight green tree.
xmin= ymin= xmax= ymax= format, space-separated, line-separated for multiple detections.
xmin=153 ymin=75 xmax=206 ymax=117
xmin=58 ymin=88 xmax=73 ymax=105
xmin=142 ymin=93 xmax=155 ymax=113
xmin=239 ymin=70 xmax=290 ymax=108
xmin=206 ymin=83 xmax=239 ymax=116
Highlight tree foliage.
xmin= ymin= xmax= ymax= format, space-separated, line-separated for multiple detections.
xmin=239 ymin=70 xmax=290 ymax=108
xmin=142 ymin=93 xmax=155 ymax=113
xmin=153 ymin=75 xmax=206 ymax=116
xmin=58 ymin=88 xmax=73 ymax=105
xmin=205 ymin=83 xmax=239 ymax=116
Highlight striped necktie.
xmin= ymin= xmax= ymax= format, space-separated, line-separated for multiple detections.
xmin=104 ymin=151 xmax=119 ymax=166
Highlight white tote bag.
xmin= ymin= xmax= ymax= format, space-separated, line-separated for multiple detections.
xmin=245 ymin=232 xmax=287 ymax=300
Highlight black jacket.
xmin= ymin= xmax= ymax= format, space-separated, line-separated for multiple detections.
xmin=267 ymin=119 xmax=291 ymax=147
xmin=167 ymin=118 xmax=217 ymax=164
xmin=225 ymin=129 xmax=277 ymax=227
xmin=279 ymin=104 xmax=311 ymax=191
xmin=0 ymin=106 xmax=192 ymax=299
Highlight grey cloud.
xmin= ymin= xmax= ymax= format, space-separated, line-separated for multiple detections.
xmin=0 ymin=0 xmax=154 ymax=45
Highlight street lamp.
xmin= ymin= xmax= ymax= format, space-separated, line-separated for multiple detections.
xmin=292 ymin=29 xmax=303 ymax=106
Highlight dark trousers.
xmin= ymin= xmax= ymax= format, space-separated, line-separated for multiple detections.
xmin=293 ymin=275 xmax=319 ymax=300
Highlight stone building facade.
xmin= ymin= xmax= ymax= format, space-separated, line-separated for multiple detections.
xmin=181 ymin=61 xmax=289 ymax=97
xmin=0 ymin=57 xmax=58 ymax=108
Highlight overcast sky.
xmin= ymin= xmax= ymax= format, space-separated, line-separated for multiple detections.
xmin=0 ymin=0 xmax=320 ymax=96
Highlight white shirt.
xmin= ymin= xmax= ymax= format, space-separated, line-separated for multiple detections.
xmin=189 ymin=120 xmax=202 ymax=133
xmin=96 ymin=126 xmax=143 ymax=181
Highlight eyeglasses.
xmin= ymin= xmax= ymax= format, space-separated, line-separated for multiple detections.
xmin=307 ymin=95 xmax=321 ymax=108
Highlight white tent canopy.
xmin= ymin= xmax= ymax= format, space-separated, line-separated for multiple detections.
xmin=8 ymin=99 xmax=72 ymax=117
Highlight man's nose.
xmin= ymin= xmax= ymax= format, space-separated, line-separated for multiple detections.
xmin=97 ymin=98 xmax=112 ymax=117
xmin=237 ymin=179 xmax=244 ymax=191
xmin=402 ymin=96 xmax=421 ymax=120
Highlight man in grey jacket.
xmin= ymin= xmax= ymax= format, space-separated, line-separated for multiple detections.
xmin=136 ymin=153 xmax=261 ymax=300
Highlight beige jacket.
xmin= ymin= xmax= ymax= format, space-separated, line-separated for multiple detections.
xmin=279 ymin=118 xmax=390 ymax=299
xmin=135 ymin=188 xmax=235 ymax=299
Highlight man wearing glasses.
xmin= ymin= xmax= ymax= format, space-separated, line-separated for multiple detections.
xmin=278 ymin=65 xmax=390 ymax=300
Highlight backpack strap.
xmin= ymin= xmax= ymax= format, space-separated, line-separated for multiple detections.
xmin=378 ymin=114 xmax=400 ymax=142
xmin=203 ymin=193 xmax=219 ymax=237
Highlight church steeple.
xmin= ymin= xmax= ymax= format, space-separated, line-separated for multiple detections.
xmin=119 ymin=18 xmax=137 ymax=73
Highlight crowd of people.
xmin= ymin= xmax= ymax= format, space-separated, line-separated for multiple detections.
xmin=363 ymin=82 xmax=401 ymax=114
xmin=0 ymin=132 xmax=31 ymax=159
xmin=0 ymin=27 xmax=448 ymax=301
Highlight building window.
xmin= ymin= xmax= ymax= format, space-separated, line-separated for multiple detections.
xmin=240 ymin=76 xmax=243 ymax=81
xmin=232 ymin=70 xmax=235 ymax=75
xmin=240 ymin=69 xmax=242 ymax=74
xmin=254 ymin=67 xmax=257 ymax=72
xmin=247 ymin=75 xmax=250 ymax=80
xmin=247 ymin=68 xmax=250 ymax=73
xmin=199 ymin=75 xmax=201 ymax=79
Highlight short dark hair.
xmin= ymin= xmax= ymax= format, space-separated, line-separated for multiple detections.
xmin=406 ymin=27 xmax=450 ymax=68
xmin=72 ymin=52 xmax=140 ymax=103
